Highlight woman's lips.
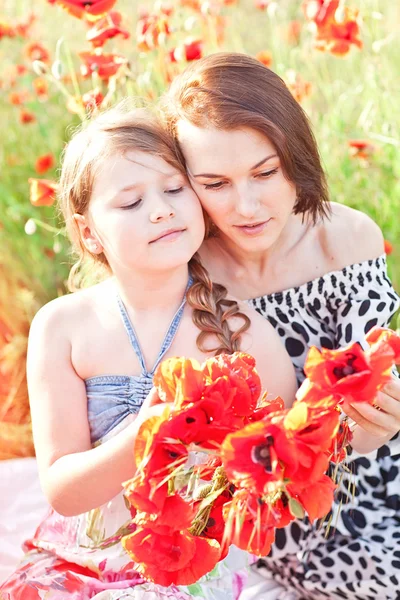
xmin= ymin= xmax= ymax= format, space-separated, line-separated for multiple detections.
xmin=234 ymin=219 xmax=271 ymax=236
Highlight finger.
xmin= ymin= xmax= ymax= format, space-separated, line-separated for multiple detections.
xmin=382 ymin=378 xmax=400 ymax=401
xmin=341 ymin=402 xmax=391 ymax=437
xmin=350 ymin=401 xmax=400 ymax=435
xmin=375 ymin=390 xmax=400 ymax=420
xmin=141 ymin=387 xmax=163 ymax=410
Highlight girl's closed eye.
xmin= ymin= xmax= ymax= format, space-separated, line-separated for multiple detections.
xmin=121 ymin=198 xmax=143 ymax=210
xmin=165 ymin=186 xmax=184 ymax=195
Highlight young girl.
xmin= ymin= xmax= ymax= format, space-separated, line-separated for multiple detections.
xmin=0 ymin=104 xmax=297 ymax=599
xmin=161 ymin=52 xmax=400 ymax=600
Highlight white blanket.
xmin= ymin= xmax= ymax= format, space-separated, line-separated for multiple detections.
xmin=0 ymin=458 xmax=49 ymax=583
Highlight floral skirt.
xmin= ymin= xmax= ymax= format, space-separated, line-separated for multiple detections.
xmin=0 ymin=544 xmax=251 ymax=600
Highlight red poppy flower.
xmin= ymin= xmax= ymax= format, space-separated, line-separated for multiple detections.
xmin=33 ymin=77 xmax=49 ymax=100
xmin=328 ymin=418 xmax=353 ymax=463
xmin=82 ymin=88 xmax=104 ymax=109
xmin=135 ymin=494 xmax=195 ymax=531
xmin=0 ymin=19 xmax=15 ymax=40
xmin=287 ymin=473 xmax=336 ymax=523
xmin=9 ymin=91 xmax=29 ymax=105
xmin=303 ymin=1 xmax=362 ymax=56
xmin=14 ymin=14 xmax=36 ymax=37
xmin=35 ymin=153 xmax=55 ymax=174
xmin=348 ymin=139 xmax=375 ymax=160
xmin=136 ymin=14 xmax=170 ymax=52
xmin=245 ymin=394 xmax=284 ymax=424
xmin=79 ymin=51 xmax=127 ymax=80
xmin=203 ymin=352 xmax=261 ymax=417
xmin=223 ymin=490 xmax=277 ymax=555
xmin=178 ymin=0 xmax=202 ymax=10
xmin=16 ymin=64 xmax=28 ymax=76
xmin=199 ymin=488 xmax=232 ymax=545
xmin=287 ymin=20 xmax=302 ymax=44
xmin=86 ymin=11 xmax=130 ymax=47
xmin=255 ymin=50 xmax=273 ymax=68
xmin=384 ymin=240 xmax=393 ymax=255
xmin=20 ymin=108 xmax=35 ymax=124
xmin=28 ymin=178 xmax=58 ymax=207
xmin=153 ymin=356 xmax=205 ymax=407
xmin=48 ymin=0 xmax=117 ymax=20
xmin=162 ymin=397 xmax=231 ymax=448
xmin=172 ymin=39 xmax=203 ymax=62
xmin=365 ymin=326 xmax=400 ymax=363
xmin=286 ymin=70 xmax=313 ymax=103
xmin=276 ymin=403 xmax=339 ymax=483
xmin=122 ymin=526 xmax=221 ymax=585
xmin=255 ymin=0 xmax=270 ymax=9
xmin=221 ymin=420 xmax=285 ymax=494
xmin=304 ymin=342 xmax=393 ymax=404
xmin=296 ymin=378 xmax=338 ymax=410
xmin=123 ymin=476 xmax=169 ymax=515
xmin=25 ymin=42 xmax=50 ymax=64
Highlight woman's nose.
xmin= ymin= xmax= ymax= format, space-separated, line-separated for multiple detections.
xmin=235 ymin=184 xmax=260 ymax=219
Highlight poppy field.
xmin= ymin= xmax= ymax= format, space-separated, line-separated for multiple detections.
xmin=0 ymin=0 xmax=399 ymax=456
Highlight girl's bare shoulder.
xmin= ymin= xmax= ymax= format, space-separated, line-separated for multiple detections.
xmin=29 ymin=279 xmax=113 ymax=338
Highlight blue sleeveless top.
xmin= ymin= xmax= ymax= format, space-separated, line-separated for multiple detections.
xmin=85 ymin=278 xmax=192 ymax=444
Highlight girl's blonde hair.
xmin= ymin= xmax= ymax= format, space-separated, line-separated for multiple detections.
xmin=59 ymin=102 xmax=250 ymax=354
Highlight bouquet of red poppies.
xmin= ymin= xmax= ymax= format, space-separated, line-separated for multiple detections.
xmin=120 ymin=326 xmax=400 ymax=586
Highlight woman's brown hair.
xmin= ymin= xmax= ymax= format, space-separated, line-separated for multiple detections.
xmin=59 ymin=101 xmax=249 ymax=354
xmin=162 ymin=52 xmax=330 ymax=225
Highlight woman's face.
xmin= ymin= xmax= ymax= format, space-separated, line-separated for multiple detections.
xmin=177 ymin=122 xmax=297 ymax=254
xmin=85 ymin=150 xmax=205 ymax=274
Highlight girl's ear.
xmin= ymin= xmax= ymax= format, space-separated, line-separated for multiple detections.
xmin=73 ymin=214 xmax=104 ymax=254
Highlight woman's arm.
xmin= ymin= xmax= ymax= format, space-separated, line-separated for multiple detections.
xmin=325 ymin=205 xmax=400 ymax=455
xmin=27 ymin=300 xmax=156 ymax=517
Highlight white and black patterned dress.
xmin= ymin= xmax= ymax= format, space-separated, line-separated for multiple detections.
xmin=247 ymin=254 xmax=400 ymax=600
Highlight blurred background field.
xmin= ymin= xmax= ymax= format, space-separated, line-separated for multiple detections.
xmin=0 ymin=0 xmax=399 ymax=456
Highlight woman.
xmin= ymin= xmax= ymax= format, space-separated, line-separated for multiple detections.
xmin=161 ymin=52 xmax=400 ymax=600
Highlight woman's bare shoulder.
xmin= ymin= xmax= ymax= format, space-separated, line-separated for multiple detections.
xmin=318 ymin=202 xmax=384 ymax=269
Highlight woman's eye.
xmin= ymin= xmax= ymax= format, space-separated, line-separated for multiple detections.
xmin=166 ymin=186 xmax=184 ymax=195
xmin=121 ymin=199 xmax=142 ymax=210
xmin=257 ymin=168 xmax=278 ymax=179
xmin=204 ymin=181 xmax=225 ymax=190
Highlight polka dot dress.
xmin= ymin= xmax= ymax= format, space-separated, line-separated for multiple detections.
xmin=247 ymin=254 xmax=400 ymax=600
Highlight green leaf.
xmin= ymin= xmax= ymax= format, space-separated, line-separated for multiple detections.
xmin=289 ymin=497 xmax=305 ymax=519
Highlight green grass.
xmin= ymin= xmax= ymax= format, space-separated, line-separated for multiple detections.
xmin=0 ymin=0 xmax=399 ymax=307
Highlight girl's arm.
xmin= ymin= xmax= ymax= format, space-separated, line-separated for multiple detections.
xmin=27 ymin=300 xmax=160 ymax=517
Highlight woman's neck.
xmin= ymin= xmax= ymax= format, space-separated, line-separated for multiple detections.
xmin=209 ymin=214 xmax=306 ymax=278
xmin=113 ymin=265 xmax=190 ymax=314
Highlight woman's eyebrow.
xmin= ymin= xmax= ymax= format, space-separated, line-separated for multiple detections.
xmin=190 ymin=154 xmax=278 ymax=178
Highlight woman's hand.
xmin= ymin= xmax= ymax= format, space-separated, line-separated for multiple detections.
xmin=342 ymin=377 xmax=400 ymax=454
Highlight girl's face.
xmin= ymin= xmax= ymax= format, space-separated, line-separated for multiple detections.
xmin=176 ymin=123 xmax=297 ymax=254
xmin=83 ymin=150 xmax=205 ymax=274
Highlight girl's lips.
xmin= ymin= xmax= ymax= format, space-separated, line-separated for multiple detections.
xmin=150 ymin=228 xmax=186 ymax=243
xmin=234 ymin=219 xmax=271 ymax=235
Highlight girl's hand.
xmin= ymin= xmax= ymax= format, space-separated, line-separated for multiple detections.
xmin=342 ymin=377 xmax=400 ymax=439
xmin=135 ymin=387 xmax=174 ymax=426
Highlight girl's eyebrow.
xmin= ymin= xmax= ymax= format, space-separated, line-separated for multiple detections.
xmin=190 ymin=153 xmax=278 ymax=178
